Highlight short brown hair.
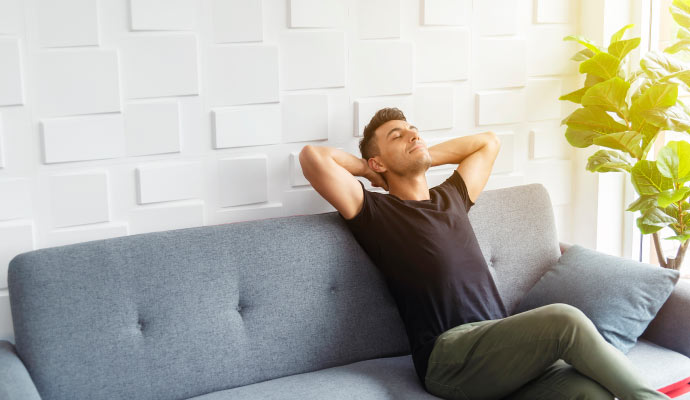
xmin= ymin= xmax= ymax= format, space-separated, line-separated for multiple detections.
xmin=359 ymin=107 xmax=407 ymax=160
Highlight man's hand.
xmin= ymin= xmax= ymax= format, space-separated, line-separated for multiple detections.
xmin=361 ymin=158 xmax=389 ymax=191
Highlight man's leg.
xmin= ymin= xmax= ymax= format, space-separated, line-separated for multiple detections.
xmin=504 ymin=359 xmax=614 ymax=400
xmin=424 ymin=303 xmax=670 ymax=400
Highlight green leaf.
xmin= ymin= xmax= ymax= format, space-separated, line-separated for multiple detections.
xmin=609 ymin=37 xmax=641 ymax=59
xmin=564 ymin=127 xmax=602 ymax=148
xmin=640 ymin=52 xmax=688 ymax=81
xmin=631 ymin=160 xmax=675 ymax=196
xmin=579 ymin=52 xmax=621 ymax=80
xmin=610 ymin=23 xmax=635 ymax=44
xmin=677 ymin=26 xmax=690 ymax=39
xmin=626 ymin=194 xmax=658 ymax=211
xmin=586 ymin=149 xmax=636 ymax=172
xmin=592 ymin=131 xmax=643 ymax=159
xmin=665 ymin=232 xmax=690 ymax=241
xmin=571 ymin=48 xmax=595 ymax=61
xmin=581 ymin=77 xmax=630 ymax=115
xmin=671 ymin=0 xmax=690 ymax=29
xmin=657 ymin=186 xmax=690 ymax=207
xmin=559 ymin=87 xmax=588 ymax=104
xmin=636 ymin=207 xmax=677 ymax=234
xmin=564 ymin=35 xmax=602 ymax=54
xmin=561 ymin=106 xmax=629 ymax=133
xmin=663 ymin=39 xmax=690 ymax=54
xmin=630 ymin=83 xmax=679 ymax=130
xmin=657 ymin=140 xmax=690 ymax=181
xmin=640 ymin=104 xmax=690 ymax=131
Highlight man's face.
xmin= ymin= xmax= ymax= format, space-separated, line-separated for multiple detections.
xmin=372 ymin=119 xmax=431 ymax=177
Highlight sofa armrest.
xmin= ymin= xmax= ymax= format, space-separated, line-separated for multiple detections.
xmin=0 ymin=340 xmax=41 ymax=400
xmin=641 ymin=278 xmax=690 ymax=358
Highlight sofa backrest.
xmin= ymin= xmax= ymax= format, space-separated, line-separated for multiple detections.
xmin=7 ymin=182 xmax=560 ymax=400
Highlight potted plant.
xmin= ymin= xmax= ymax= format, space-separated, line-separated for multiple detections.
xmin=559 ymin=0 xmax=690 ymax=270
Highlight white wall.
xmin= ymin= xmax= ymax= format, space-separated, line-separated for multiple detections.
xmin=0 ymin=0 xmax=581 ymax=343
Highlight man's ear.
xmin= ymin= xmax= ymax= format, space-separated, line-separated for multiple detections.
xmin=367 ymin=157 xmax=387 ymax=174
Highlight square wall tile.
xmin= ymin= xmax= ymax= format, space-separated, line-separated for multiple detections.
xmin=527 ymin=78 xmax=562 ymax=121
xmin=0 ymin=178 xmax=31 ymax=221
xmin=351 ymin=41 xmax=413 ymax=97
xmin=354 ymin=97 xmax=415 ymax=137
xmin=282 ymin=94 xmax=329 ymax=143
xmin=121 ymin=34 xmax=199 ymax=99
xmin=0 ymin=221 xmax=34 ymax=289
xmin=528 ymin=25 xmax=579 ymax=76
xmin=416 ymin=29 xmax=470 ymax=82
xmin=476 ymin=89 xmax=526 ymax=125
xmin=492 ymin=131 xmax=515 ymax=173
xmin=35 ymin=49 xmax=120 ymax=117
xmin=414 ymin=86 xmax=454 ymax=131
xmin=45 ymin=223 xmax=128 ymax=248
xmin=357 ymin=0 xmax=400 ymax=39
xmin=130 ymin=0 xmax=197 ymax=30
xmin=49 ymin=172 xmax=110 ymax=228
xmin=36 ymin=0 xmax=99 ymax=47
xmin=213 ymin=103 xmax=281 ymax=148
xmin=136 ymin=161 xmax=204 ymax=204
xmin=535 ymin=0 xmax=572 ymax=23
xmin=422 ymin=0 xmax=471 ymax=26
xmin=475 ymin=0 xmax=517 ymax=36
xmin=474 ymin=38 xmax=526 ymax=90
xmin=289 ymin=0 xmax=346 ymax=27
xmin=212 ymin=0 xmax=263 ymax=43
xmin=129 ymin=202 xmax=204 ymax=234
xmin=280 ymin=31 xmax=346 ymax=90
xmin=40 ymin=114 xmax=126 ymax=164
xmin=219 ymin=156 xmax=268 ymax=206
xmin=0 ymin=0 xmax=24 ymax=34
xmin=207 ymin=45 xmax=279 ymax=106
xmin=289 ymin=151 xmax=310 ymax=186
xmin=0 ymin=37 xmax=23 ymax=106
xmin=125 ymin=101 xmax=181 ymax=156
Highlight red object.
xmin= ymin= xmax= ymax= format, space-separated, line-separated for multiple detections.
xmin=658 ymin=376 xmax=690 ymax=398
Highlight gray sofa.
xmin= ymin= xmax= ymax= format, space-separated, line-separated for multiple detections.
xmin=1 ymin=182 xmax=689 ymax=400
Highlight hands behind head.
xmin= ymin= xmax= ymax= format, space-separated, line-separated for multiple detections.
xmin=361 ymin=158 xmax=389 ymax=191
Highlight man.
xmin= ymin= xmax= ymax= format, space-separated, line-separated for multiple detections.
xmin=298 ymin=107 xmax=669 ymax=400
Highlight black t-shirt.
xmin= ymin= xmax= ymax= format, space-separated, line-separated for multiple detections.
xmin=338 ymin=170 xmax=508 ymax=390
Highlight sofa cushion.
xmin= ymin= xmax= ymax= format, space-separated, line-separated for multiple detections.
xmin=513 ymin=244 xmax=680 ymax=354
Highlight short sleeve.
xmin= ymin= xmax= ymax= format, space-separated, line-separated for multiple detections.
xmin=444 ymin=170 xmax=475 ymax=211
xmin=338 ymin=180 xmax=375 ymax=227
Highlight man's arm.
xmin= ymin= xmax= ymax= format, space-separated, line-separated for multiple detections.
xmin=427 ymin=132 xmax=501 ymax=204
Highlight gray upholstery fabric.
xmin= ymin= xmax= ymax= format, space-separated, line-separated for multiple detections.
xmin=4 ymin=182 xmax=688 ymax=400
xmin=0 ymin=341 xmax=41 ymax=400
xmin=513 ymin=244 xmax=680 ymax=354
xmin=642 ymin=278 xmax=690 ymax=359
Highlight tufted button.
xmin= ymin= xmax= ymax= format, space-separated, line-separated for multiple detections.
xmin=136 ymin=319 xmax=144 ymax=331
xmin=236 ymin=304 xmax=243 ymax=312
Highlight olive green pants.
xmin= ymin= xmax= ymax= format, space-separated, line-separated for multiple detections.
xmin=424 ymin=303 xmax=671 ymax=400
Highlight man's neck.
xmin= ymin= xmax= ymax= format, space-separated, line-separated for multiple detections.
xmin=386 ymin=173 xmax=430 ymax=201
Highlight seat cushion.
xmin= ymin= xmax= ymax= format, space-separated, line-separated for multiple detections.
xmin=186 ymin=355 xmax=440 ymax=400
xmin=187 ymin=339 xmax=690 ymax=400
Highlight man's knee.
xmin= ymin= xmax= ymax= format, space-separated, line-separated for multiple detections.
xmin=542 ymin=303 xmax=593 ymax=328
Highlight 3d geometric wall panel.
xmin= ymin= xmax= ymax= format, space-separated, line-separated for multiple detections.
xmin=289 ymin=151 xmax=310 ymax=187
xmin=0 ymin=112 xmax=4 ymax=168
xmin=476 ymin=0 xmax=518 ymax=36
xmin=0 ymin=37 xmax=23 ymax=106
xmin=125 ymin=101 xmax=181 ymax=156
xmin=416 ymin=29 xmax=470 ymax=82
xmin=280 ymin=31 xmax=346 ymax=90
xmin=129 ymin=202 xmax=205 ymax=235
xmin=422 ymin=0 xmax=471 ymax=26
xmin=207 ymin=45 xmax=279 ymax=106
xmin=0 ymin=178 xmax=31 ymax=221
xmin=218 ymin=156 xmax=268 ymax=207
xmin=49 ymin=172 xmax=110 ymax=228
xmin=289 ymin=0 xmax=346 ymax=28
xmin=414 ymin=86 xmax=454 ymax=131
xmin=527 ymin=78 xmax=563 ymax=121
xmin=41 ymin=114 xmax=126 ymax=163
xmin=0 ymin=221 xmax=34 ymax=289
xmin=528 ymin=26 xmax=579 ymax=76
xmin=213 ymin=104 xmax=282 ymax=148
xmin=282 ymin=94 xmax=329 ymax=143
xmin=35 ymin=0 xmax=99 ymax=47
xmin=354 ymin=97 xmax=415 ymax=137
xmin=492 ymin=131 xmax=515 ymax=173
xmin=535 ymin=0 xmax=572 ymax=23
xmin=35 ymin=50 xmax=120 ymax=117
xmin=136 ymin=162 xmax=204 ymax=204
xmin=476 ymin=89 xmax=526 ymax=125
xmin=0 ymin=0 xmax=23 ymax=34
xmin=351 ymin=41 xmax=414 ymax=97
xmin=474 ymin=38 xmax=527 ymax=90
xmin=212 ymin=0 xmax=263 ymax=43
xmin=120 ymin=34 xmax=199 ymax=99
xmin=130 ymin=0 xmax=197 ymax=31
xmin=357 ymin=0 xmax=400 ymax=39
